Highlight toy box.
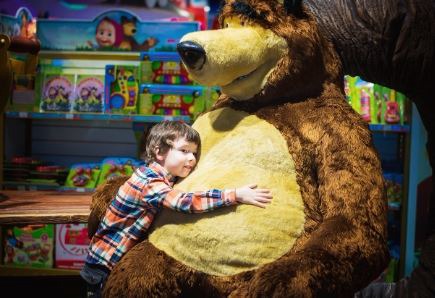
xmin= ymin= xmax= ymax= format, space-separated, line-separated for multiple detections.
xmin=74 ymin=74 xmax=104 ymax=113
xmin=140 ymin=52 xmax=194 ymax=85
xmin=139 ymin=84 xmax=207 ymax=118
xmin=37 ymin=10 xmax=199 ymax=52
xmin=96 ymin=157 xmax=139 ymax=186
xmin=64 ymin=163 xmax=101 ymax=189
xmin=349 ymin=77 xmax=375 ymax=123
xmin=38 ymin=71 xmax=75 ymax=112
xmin=55 ymin=224 xmax=89 ymax=269
xmin=3 ymin=224 xmax=54 ymax=268
xmin=105 ymin=65 xmax=140 ymax=114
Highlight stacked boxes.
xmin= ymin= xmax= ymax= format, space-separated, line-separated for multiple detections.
xmin=345 ymin=76 xmax=408 ymax=125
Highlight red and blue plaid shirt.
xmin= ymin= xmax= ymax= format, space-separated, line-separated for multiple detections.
xmin=86 ymin=162 xmax=237 ymax=270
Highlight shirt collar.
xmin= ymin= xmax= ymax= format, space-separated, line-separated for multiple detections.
xmin=148 ymin=162 xmax=176 ymax=183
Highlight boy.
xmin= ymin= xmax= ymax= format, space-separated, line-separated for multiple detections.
xmin=80 ymin=121 xmax=272 ymax=297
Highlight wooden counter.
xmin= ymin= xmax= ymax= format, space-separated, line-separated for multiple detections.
xmin=0 ymin=190 xmax=92 ymax=225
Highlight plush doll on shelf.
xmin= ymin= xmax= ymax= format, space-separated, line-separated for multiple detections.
xmin=89 ymin=0 xmax=435 ymax=296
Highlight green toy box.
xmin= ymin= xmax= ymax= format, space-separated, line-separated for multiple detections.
xmin=139 ymin=84 xmax=207 ymax=119
xmin=96 ymin=157 xmax=140 ymax=186
xmin=64 ymin=163 xmax=101 ymax=190
xmin=3 ymin=224 xmax=54 ymax=268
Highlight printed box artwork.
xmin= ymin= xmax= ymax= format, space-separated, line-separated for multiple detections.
xmin=3 ymin=224 xmax=54 ymax=268
xmin=0 ymin=7 xmax=36 ymax=40
xmin=140 ymin=52 xmax=194 ymax=85
xmin=64 ymin=163 xmax=101 ymax=189
xmin=345 ymin=76 xmax=407 ymax=125
xmin=139 ymin=84 xmax=207 ymax=118
xmin=36 ymin=10 xmax=200 ymax=52
xmin=105 ymin=65 xmax=140 ymax=114
xmin=74 ymin=75 xmax=104 ymax=113
xmin=96 ymin=157 xmax=140 ymax=186
xmin=55 ymin=224 xmax=90 ymax=269
xmin=40 ymin=74 xmax=75 ymax=112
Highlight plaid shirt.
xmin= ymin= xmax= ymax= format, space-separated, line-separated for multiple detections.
xmin=86 ymin=162 xmax=237 ymax=270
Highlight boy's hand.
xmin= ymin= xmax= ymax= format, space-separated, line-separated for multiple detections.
xmin=235 ymin=184 xmax=273 ymax=208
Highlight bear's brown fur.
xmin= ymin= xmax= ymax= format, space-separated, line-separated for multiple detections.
xmin=90 ymin=1 xmax=389 ymax=296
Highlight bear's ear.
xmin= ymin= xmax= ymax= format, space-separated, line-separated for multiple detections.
xmin=277 ymin=0 xmax=303 ymax=17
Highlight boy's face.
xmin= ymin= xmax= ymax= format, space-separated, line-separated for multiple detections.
xmin=159 ymin=137 xmax=198 ymax=178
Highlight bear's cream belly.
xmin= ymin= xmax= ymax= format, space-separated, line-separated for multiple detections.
xmin=149 ymin=108 xmax=305 ymax=276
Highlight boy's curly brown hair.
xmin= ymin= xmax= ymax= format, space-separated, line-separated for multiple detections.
xmin=140 ymin=121 xmax=201 ymax=165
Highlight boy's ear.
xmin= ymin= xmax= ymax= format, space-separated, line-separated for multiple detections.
xmin=154 ymin=147 xmax=165 ymax=161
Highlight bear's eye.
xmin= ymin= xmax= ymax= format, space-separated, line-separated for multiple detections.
xmin=240 ymin=21 xmax=245 ymax=26
xmin=225 ymin=23 xmax=229 ymax=28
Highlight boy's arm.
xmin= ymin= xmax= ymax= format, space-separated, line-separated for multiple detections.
xmin=146 ymin=178 xmax=237 ymax=213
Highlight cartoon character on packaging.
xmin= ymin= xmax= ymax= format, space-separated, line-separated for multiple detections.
xmin=360 ymin=89 xmax=371 ymax=122
xmin=18 ymin=9 xmax=36 ymax=40
xmin=119 ymin=16 xmax=158 ymax=51
xmin=6 ymin=228 xmax=24 ymax=249
xmin=385 ymin=101 xmax=400 ymax=124
xmin=87 ymin=17 xmax=123 ymax=50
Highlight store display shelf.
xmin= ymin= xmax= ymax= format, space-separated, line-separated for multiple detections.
xmin=5 ymin=111 xmax=191 ymax=123
xmin=1 ymin=182 xmax=60 ymax=191
xmin=369 ymin=124 xmax=410 ymax=133
xmin=1 ymin=183 xmax=95 ymax=193
xmin=39 ymin=50 xmax=141 ymax=61
xmin=0 ymin=265 xmax=80 ymax=277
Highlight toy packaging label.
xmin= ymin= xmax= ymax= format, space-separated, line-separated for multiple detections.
xmin=3 ymin=224 xmax=54 ymax=268
xmin=140 ymin=84 xmax=206 ymax=118
xmin=64 ymin=163 xmax=101 ymax=189
xmin=39 ymin=73 xmax=75 ymax=112
xmin=37 ymin=10 xmax=199 ymax=52
xmin=74 ymin=75 xmax=104 ymax=113
xmin=105 ymin=65 xmax=140 ymax=114
xmin=140 ymin=52 xmax=194 ymax=85
xmin=55 ymin=224 xmax=89 ymax=269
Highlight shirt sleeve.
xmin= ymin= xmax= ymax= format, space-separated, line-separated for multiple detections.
xmin=145 ymin=178 xmax=237 ymax=213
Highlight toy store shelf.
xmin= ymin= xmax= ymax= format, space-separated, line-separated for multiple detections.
xmin=2 ymin=182 xmax=60 ymax=191
xmin=5 ymin=111 xmax=191 ymax=123
xmin=39 ymin=50 xmax=141 ymax=61
xmin=1 ymin=183 xmax=96 ymax=193
xmin=369 ymin=124 xmax=410 ymax=133
xmin=0 ymin=265 xmax=79 ymax=276
xmin=0 ymin=190 xmax=91 ymax=225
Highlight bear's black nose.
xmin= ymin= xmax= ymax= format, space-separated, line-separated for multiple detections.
xmin=177 ymin=41 xmax=206 ymax=70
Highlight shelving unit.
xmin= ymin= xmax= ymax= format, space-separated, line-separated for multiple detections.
xmin=5 ymin=111 xmax=191 ymax=123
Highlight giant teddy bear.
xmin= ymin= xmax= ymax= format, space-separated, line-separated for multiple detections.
xmin=87 ymin=0 xmax=435 ymax=296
